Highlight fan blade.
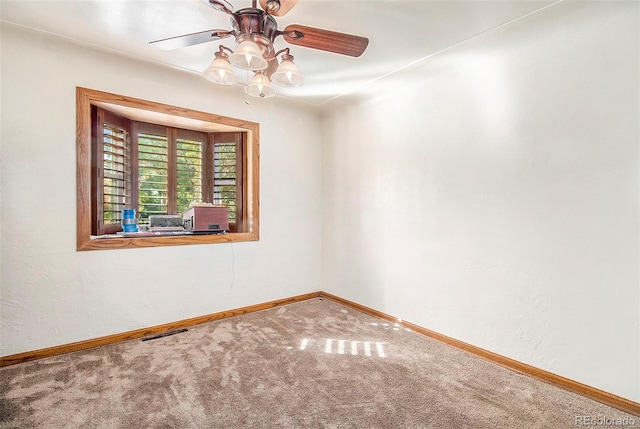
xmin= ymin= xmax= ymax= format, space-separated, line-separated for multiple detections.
xmin=150 ymin=29 xmax=232 ymax=50
xmin=283 ymin=25 xmax=368 ymax=57
xmin=259 ymin=0 xmax=299 ymax=16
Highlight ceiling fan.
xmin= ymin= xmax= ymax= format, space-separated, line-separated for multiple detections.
xmin=150 ymin=0 xmax=369 ymax=98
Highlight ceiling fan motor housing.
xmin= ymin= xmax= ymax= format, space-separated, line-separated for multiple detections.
xmin=232 ymin=8 xmax=278 ymax=58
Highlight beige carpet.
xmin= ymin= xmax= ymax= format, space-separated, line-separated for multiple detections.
xmin=0 ymin=297 xmax=636 ymax=428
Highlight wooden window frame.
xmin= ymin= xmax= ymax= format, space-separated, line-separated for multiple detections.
xmin=77 ymin=87 xmax=260 ymax=251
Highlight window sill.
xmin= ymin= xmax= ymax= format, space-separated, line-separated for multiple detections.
xmin=78 ymin=231 xmax=258 ymax=251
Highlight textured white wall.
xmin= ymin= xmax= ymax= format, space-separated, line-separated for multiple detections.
xmin=321 ymin=2 xmax=639 ymax=401
xmin=0 ymin=24 xmax=322 ymax=356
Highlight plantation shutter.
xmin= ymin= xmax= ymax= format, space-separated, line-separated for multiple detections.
xmin=103 ymin=123 xmax=130 ymax=224
xmin=92 ymin=107 xmax=131 ymax=235
xmin=213 ymin=132 xmax=244 ymax=232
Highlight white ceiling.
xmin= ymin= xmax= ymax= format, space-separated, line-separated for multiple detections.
xmin=1 ymin=0 xmax=558 ymax=106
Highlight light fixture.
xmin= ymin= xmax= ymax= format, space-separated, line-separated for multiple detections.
xmin=246 ymin=72 xmax=276 ymax=98
xmin=270 ymin=50 xmax=304 ymax=87
xmin=204 ymin=42 xmax=304 ymax=99
xmin=229 ymin=37 xmax=268 ymax=71
xmin=203 ymin=47 xmax=239 ymax=86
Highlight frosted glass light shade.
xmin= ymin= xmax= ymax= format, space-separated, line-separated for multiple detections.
xmin=246 ymin=73 xmax=276 ymax=98
xmin=271 ymin=56 xmax=304 ymax=87
xmin=230 ymin=40 xmax=268 ymax=70
xmin=203 ymin=53 xmax=239 ymax=85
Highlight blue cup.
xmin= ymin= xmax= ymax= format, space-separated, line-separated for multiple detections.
xmin=122 ymin=208 xmax=138 ymax=233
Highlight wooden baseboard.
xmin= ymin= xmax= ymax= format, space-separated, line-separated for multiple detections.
xmin=2 ymin=290 xmax=638 ymax=416
xmin=0 ymin=292 xmax=321 ymax=367
xmin=318 ymin=291 xmax=640 ymax=417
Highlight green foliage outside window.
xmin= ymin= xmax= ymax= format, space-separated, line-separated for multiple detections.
xmin=177 ymin=138 xmax=203 ymax=214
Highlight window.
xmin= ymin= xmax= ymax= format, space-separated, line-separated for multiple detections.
xmin=176 ymin=132 xmax=203 ymax=215
xmin=92 ymin=115 xmax=245 ymax=235
xmin=77 ymin=87 xmax=259 ymax=250
xmin=136 ymin=125 xmax=170 ymax=221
